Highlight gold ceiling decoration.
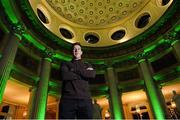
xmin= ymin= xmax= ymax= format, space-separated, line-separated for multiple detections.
xmin=29 ymin=0 xmax=173 ymax=47
xmin=46 ymin=0 xmax=145 ymax=27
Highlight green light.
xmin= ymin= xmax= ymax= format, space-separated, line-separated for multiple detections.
xmin=144 ymin=45 xmax=156 ymax=53
xmin=23 ymin=34 xmax=46 ymax=51
xmin=140 ymin=61 xmax=165 ymax=119
xmin=33 ymin=59 xmax=51 ymax=119
xmin=153 ymin=74 xmax=165 ymax=81
xmin=119 ymin=80 xmax=144 ymax=89
xmin=12 ymin=64 xmax=39 ymax=82
xmin=87 ymin=60 xmax=105 ymax=65
xmin=175 ymin=66 xmax=180 ymax=72
xmin=175 ymin=25 xmax=180 ymax=32
xmin=144 ymin=39 xmax=167 ymax=55
xmin=0 ymin=76 xmax=10 ymax=103
xmin=37 ymin=91 xmax=48 ymax=119
xmin=53 ymin=53 xmax=71 ymax=61
xmin=44 ymin=58 xmax=52 ymax=62
xmin=146 ymin=86 xmax=165 ymax=119
xmin=52 ymin=63 xmax=60 ymax=69
xmin=49 ymin=81 xmax=59 ymax=88
xmin=138 ymin=59 xmax=146 ymax=63
xmin=111 ymin=94 xmax=123 ymax=119
xmin=23 ymin=34 xmax=73 ymax=61
xmin=98 ymin=85 xmax=108 ymax=91
xmin=1 ymin=0 xmax=18 ymax=23
xmin=107 ymin=68 xmax=123 ymax=119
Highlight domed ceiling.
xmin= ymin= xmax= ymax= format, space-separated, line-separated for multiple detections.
xmin=46 ymin=0 xmax=145 ymax=27
xmin=1 ymin=0 xmax=179 ymax=62
xmin=29 ymin=0 xmax=173 ymax=47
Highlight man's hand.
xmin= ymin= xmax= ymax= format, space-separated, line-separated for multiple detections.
xmin=86 ymin=67 xmax=94 ymax=70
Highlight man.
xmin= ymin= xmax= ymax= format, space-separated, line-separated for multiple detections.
xmin=59 ymin=42 xmax=96 ymax=119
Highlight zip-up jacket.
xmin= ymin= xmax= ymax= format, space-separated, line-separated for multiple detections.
xmin=60 ymin=59 xmax=96 ymax=99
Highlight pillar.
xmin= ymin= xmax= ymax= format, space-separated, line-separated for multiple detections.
xmin=106 ymin=67 xmax=124 ymax=119
xmin=118 ymin=90 xmax=124 ymax=118
xmin=0 ymin=33 xmax=19 ymax=103
xmin=139 ymin=59 xmax=170 ymax=119
xmin=56 ymin=98 xmax=60 ymax=119
xmin=29 ymin=57 xmax=52 ymax=119
xmin=27 ymin=86 xmax=37 ymax=118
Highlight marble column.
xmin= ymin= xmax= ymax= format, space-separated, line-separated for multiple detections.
xmin=29 ymin=57 xmax=52 ymax=119
xmin=56 ymin=98 xmax=60 ymax=119
xmin=106 ymin=67 xmax=124 ymax=119
xmin=0 ymin=33 xmax=19 ymax=103
xmin=27 ymin=86 xmax=37 ymax=118
xmin=139 ymin=59 xmax=170 ymax=119
xmin=118 ymin=89 xmax=124 ymax=118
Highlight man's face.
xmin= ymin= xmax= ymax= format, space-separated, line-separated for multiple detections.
xmin=73 ymin=44 xmax=83 ymax=59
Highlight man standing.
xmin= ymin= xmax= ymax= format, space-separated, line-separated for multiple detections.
xmin=59 ymin=42 xmax=96 ymax=119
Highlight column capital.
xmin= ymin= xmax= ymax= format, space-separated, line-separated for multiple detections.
xmin=171 ymin=40 xmax=180 ymax=46
xmin=163 ymin=30 xmax=179 ymax=44
xmin=11 ymin=22 xmax=26 ymax=39
xmin=42 ymin=47 xmax=55 ymax=62
xmin=135 ymin=52 xmax=149 ymax=63
xmin=44 ymin=57 xmax=52 ymax=62
xmin=29 ymin=86 xmax=37 ymax=92
xmin=104 ymin=60 xmax=114 ymax=68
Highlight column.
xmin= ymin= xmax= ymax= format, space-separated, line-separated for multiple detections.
xmin=56 ymin=98 xmax=60 ymax=119
xmin=172 ymin=40 xmax=180 ymax=62
xmin=106 ymin=67 xmax=124 ymax=119
xmin=0 ymin=33 xmax=9 ymax=52
xmin=29 ymin=57 xmax=52 ymax=119
xmin=139 ymin=59 xmax=170 ymax=119
xmin=106 ymin=95 xmax=113 ymax=119
xmin=0 ymin=33 xmax=19 ymax=103
xmin=118 ymin=89 xmax=124 ymax=118
xmin=27 ymin=86 xmax=37 ymax=118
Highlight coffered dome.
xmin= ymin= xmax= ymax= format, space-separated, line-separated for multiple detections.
xmin=29 ymin=0 xmax=173 ymax=47
xmin=46 ymin=0 xmax=146 ymax=27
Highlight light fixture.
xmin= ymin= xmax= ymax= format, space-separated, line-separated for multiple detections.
xmin=23 ymin=111 xmax=27 ymax=117
xmin=105 ymin=110 xmax=110 ymax=119
xmin=136 ymin=105 xmax=141 ymax=113
xmin=171 ymin=101 xmax=176 ymax=108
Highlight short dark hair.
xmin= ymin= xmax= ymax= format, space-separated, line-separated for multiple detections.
xmin=72 ymin=42 xmax=81 ymax=51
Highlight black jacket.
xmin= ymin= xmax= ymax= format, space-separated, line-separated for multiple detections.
xmin=60 ymin=59 xmax=96 ymax=99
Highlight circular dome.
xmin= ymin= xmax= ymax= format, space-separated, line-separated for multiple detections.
xmin=46 ymin=0 xmax=147 ymax=27
xmin=28 ymin=0 xmax=173 ymax=47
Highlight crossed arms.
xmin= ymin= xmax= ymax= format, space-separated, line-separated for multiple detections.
xmin=60 ymin=62 xmax=96 ymax=81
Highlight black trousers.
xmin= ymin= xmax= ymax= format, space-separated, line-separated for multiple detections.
xmin=59 ymin=98 xmax=93 ymax=119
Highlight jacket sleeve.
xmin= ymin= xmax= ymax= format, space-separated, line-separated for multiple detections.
xmin=60 ymin=62 xmax=80 ymax=81
xmin=78 ymin=63 xmax=96 ymax=79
